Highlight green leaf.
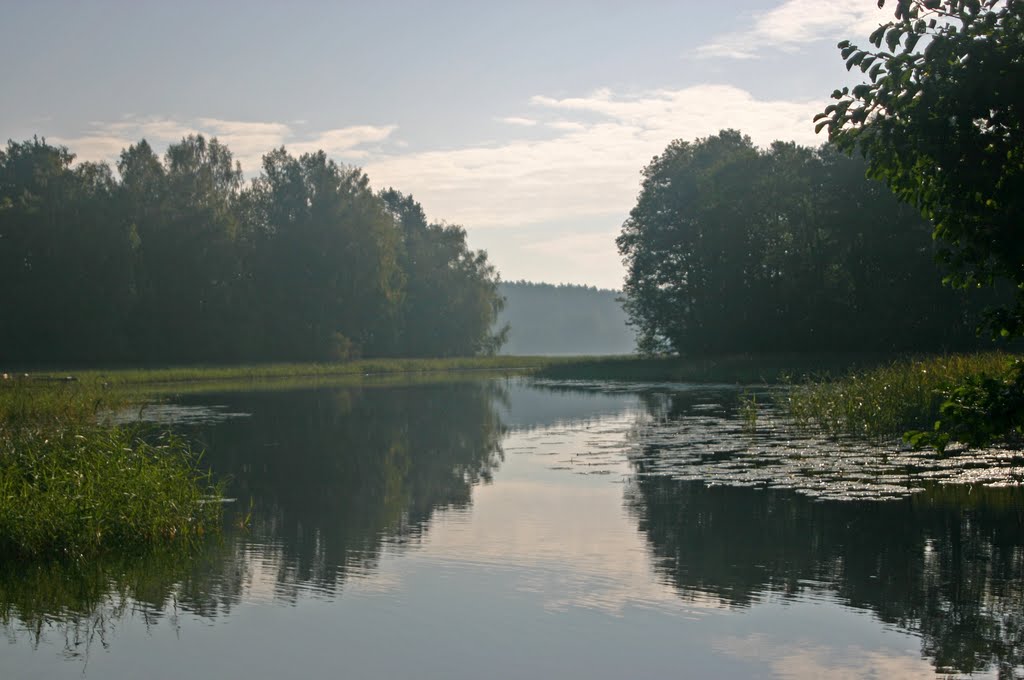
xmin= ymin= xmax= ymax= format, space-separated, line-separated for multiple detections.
xmin=886 ymin=27 xmax=903 ymax=52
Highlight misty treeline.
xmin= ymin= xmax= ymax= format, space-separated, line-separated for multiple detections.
xmin=0 ymin=137 xmax=505 ymax=364
xmin=618 ymin=130 xmax=1001 ymax=356
xmin=496 ymin=281 xmax=634 ymax=355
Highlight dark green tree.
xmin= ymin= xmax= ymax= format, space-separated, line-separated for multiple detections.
xmin=381 ymin=189 xmax=507 ymax=357
xmin=817 ymin=0 xmax=1024 ymax=449
xmin=616 ymin=130 xmax=985 ymax=356
xmin=0 ymin=139 xmax=133 ymax=363
xmin=816 ymin=0 xmax=1024 ymax=337
xmin=245 ymin=149 xmax=402 ymax=360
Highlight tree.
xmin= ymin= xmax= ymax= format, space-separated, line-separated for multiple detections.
xmin=816 ymin=0 xmax=1024 ymax=337
xmin=246 ymin=149 xmax=402 ymax=360
xmin=616 ymin=130 xmax=985 ymax=356
xmin=381 ymin=189 xmax=507 ymax=357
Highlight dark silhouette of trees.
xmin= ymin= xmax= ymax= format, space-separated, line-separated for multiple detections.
xmin=817 ymin=0 xmax=1024 ymax=338
xmin=617 ymin=130 xmax=993 ymax=356
xmin=0 ymin=137 xmax=505 ymax=364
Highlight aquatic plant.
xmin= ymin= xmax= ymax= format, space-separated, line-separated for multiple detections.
xmin=784 ymin=352 xmax=1021 ymax=442
xmin=0 ymin=427 xmax=222 ymax=560
xmin=0 ymin=378 xmax=222 ymax=561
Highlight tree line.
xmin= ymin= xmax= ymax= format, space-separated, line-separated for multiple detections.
xmin=617 ymin=130 xmax=1001 ymax=356
xmin=0 ymin=136 xmax=506 ymax=364
xmin=495 ymin=281 xmax=634 ymax=355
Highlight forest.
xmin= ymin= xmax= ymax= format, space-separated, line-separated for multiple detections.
xmin=617 ymin=130 xmax=1002 ymax=356
xmin=495 ymin=281 xmax=633 ymax=356
xmin=0 ymin=137 xmax=506 ymax=365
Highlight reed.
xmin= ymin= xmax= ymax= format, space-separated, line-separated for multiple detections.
xmin=0 ymin=377 xmax=221 ymax=561
xmin=782 ymin=352 xmax=1019 ymax=439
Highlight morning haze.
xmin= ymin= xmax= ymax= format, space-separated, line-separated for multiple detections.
xmin=2 ymin=1 xmax=1022 ymax=678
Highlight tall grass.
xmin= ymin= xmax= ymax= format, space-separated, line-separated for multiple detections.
xmin=0 ymin=428 xmax=222 ymax=560
xmin=0 ymin=378 xmax=222 ymax=561
xmin=535 ymin=352 xmax=897 ymax=383
xmin=783 ymin=352 xmax=1019 ymax=438
xmin=41 ymin=356 xmax=569 ymax=389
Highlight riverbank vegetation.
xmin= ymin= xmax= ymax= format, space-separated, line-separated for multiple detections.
xmin=0 ymin=137 xmax=505 ymax=365
xmin=535 ymin=352 xmax=897 ymax=384
xmin=812 ymin=0 xmax=1024 ymax=450
xmin=0 ymin=379 xmax=222 ymax=561
xmin=783 ymin=353 xmax=1021 ymax=442
xmin=4 ymin=357 xmax=567 ymax=401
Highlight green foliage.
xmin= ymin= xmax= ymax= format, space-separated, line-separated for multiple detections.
xmin=784 ymin=352 xmax=1019 ymax=441
xmin=616 ymin=130 xmax=991 ymax=356
xmin=817 ymin=0 xmax=1024 ymax=338
xmin=905 ymin=358 xmax=1024 ymax=452
xmin=0 ymin=137 xmax=505 ymax=364
xmin=381 ymin=189 xmax=507 ymax=357
xmin=0 ymin=377 xmax=222 ymax=560
xmin=0 ymin=426 xmax=222 ymax=561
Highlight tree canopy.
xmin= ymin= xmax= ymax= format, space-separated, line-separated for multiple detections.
xmin=0 ymin=136 xmax=506 ymax=364
xmin=816 ymin=0 xmax=1024 ymax=337
xmin=616 ymin=130 xmax=993 ymax=356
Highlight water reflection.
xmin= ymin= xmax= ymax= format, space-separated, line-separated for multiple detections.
xmin=2 ymin=379 xmax=1022 ymax=679
xmin=2 ymin=380 xmax=507 ymax=653
xmin=185 ymin=381 xmax=507 ymax=599
xmin=626 ymin=476 xmax=1024 ymax=675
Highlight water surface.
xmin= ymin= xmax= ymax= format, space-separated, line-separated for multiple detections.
xmin=3 ymin=379 xmax=1022 ymax=678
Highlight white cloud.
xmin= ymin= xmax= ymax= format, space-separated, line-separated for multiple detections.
xmin=288 ymin=125 xmax=397 ymax=159
xmin=697 ymin=0 xmax=885 ymax=59
xmin=54 ymin=117 xmax=395 ymax=173
xmin=365 ymin=84 xmax=824 ymax=230
xmin=497 ymin=116 xmax=539 ymax=127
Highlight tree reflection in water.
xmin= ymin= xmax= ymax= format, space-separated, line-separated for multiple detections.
xmin=627 ymin=435 xmax=1024 ymax=676
xmin=1 ymin=380 xmax=507 ymax=651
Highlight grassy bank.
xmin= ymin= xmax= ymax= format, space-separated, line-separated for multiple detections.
xmin=534 ymin=353 xmax=899 ymax=384
xmin=12 ymin=356 xmax=572 ymax=395
xmin=0 ymin=379 xmax=222 ymax=561
xmin=783 ymin=352 xmax=1021 ymax=440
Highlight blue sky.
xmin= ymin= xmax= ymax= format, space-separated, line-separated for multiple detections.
xmin=2 ymin=0 xmax=884 ymax=289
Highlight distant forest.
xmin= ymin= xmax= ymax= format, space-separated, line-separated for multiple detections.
xmin=0 ymin=137 xmax=505 ymax=364
xmin=496 ymin=282 xmax=635 ymax=356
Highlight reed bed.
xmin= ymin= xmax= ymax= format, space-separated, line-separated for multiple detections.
xmin=0 ymin=378 xmax=221 ymax=561
xmin=783 ymin=352 xmax=1019 ymax=439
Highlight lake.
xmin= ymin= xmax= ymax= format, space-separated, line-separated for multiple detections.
xmin=3 ymin=378 xmax=1023 ymax=679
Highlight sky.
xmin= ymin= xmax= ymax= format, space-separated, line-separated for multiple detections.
xmin=1 ymin=0 xmax=886 ymax=289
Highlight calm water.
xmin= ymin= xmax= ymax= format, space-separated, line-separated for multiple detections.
xmin=3 ymin=379 xmax=1023 ymax=679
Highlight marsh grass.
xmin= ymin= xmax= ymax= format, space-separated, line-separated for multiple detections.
xmin=52 ymin=356 xmax=569 ymax=389
xmin=0 ymin=378 xmax=222 ymax=561
xmin=0 ymin=427 xmax=222 ymax=560
xmin=783 ymin=352 xmax=1020 ymax=439
xmin=534 ymin=352 xmax=896 ymax=384
xmin=0 ymin=377 xmax=133 ymax=430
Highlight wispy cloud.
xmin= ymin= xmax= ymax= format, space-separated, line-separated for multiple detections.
xmin=365 ymin=84 xmax=824 ymax=229
xmin=697 ymin=0 xmax=884 ymax=59
xmin=497 ymin=116 xmax=539 ymax=127
xmin=53 ymin=117 xmax=396 ymax=172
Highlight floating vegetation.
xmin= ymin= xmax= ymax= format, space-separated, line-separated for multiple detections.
xmin=527 ymin=381 xmax=1024 ymax=501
